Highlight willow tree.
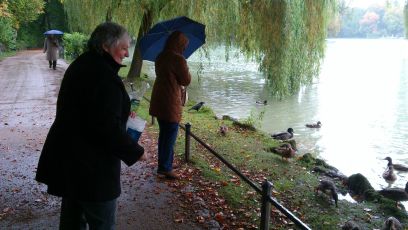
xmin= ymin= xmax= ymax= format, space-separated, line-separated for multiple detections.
xmin=62 ymin=0 xmax=335 ymax=97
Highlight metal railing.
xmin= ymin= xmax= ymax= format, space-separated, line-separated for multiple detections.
xmin=139 ymin=93 xmax=310 ymax=229
xmin=181 ymin=122 xmax=311 ymax=230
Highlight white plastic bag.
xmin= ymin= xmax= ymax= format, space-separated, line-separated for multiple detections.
xmin=126 ymin=116 xmax=146 ymax=142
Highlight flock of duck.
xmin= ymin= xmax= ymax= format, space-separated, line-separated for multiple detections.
xmin=269 ymin=121 xmax=408 ymax=229
xmin=269 ymin=121 xmax=321 ymax=160
xmin=379 ymin=157 xmax=408 ymax=206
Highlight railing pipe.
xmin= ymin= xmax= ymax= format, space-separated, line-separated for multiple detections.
xmin=260 ymin=180 xmax=272 ymax=230
xmin=184 ymin=123 xmax=191 ymax=162
xmin=266 ymin=196 xmax=312 ymax=230
xmin=180 ymin=124 xmax=262 ymax=193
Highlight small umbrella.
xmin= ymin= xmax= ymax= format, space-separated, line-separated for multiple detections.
xmin=139 ymin=16 xmax=206 ymax=62
xmin=44 ymin=30 xmax=64 ymax=35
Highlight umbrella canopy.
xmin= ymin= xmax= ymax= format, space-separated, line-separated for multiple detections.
xmin=139 ymin=16 xmax=206 ymax=62
xmin=44 ymin=30 xmax=64 ymax=35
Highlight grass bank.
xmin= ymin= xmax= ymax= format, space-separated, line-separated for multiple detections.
xmin=123 ymin=74 xmax=408 ymax=229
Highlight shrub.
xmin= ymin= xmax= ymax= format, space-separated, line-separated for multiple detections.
xmin=0 ymin=17 xmax=16 ymax=51
xmin=63 ymin=32 xmax=88 ymax=60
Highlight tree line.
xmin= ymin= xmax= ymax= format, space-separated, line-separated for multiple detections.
xmin=329 ymin=0 xmax=405 ymax=38
xmin=2 ymin=0 xmax=406 ymax=97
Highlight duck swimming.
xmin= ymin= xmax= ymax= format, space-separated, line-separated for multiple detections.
xmin=382 ymin=165 xmax=397 ymax=183
xmin=256 ymin=100 xmax=267 ymax=105
xmin=378 ymin=181 xmax=408 ymax=207
xmin=384 ymin=156 xmax=408 ymax=172
xmin=271 ymin=128 xmax=294 ymax=140
xmin=306 ymin=121 xmax=322 ymax=128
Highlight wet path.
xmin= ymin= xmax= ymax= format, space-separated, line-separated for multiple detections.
xmin=0 ymin=50 xmax=201 ymax=229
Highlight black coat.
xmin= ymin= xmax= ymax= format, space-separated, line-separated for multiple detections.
xmin=36 ymin=51 xmax=144 ymax=202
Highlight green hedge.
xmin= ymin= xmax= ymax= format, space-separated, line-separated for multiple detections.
xmin=63 ymin=32 xmax=89 ymax=60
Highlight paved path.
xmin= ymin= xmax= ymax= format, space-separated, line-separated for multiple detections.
xmin=0 ymin=50 xmax=201 ymax=230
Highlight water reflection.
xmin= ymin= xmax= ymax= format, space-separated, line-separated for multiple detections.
xmin=136 ymin=40 xmax=408 ymax=206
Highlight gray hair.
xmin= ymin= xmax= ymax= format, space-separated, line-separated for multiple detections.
xmin=87 ymin=22 xmax=129 ymax=55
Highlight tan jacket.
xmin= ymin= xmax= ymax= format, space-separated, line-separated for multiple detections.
xmin=149 ymin=31 xmax=191 ymax=123
xmin=43 ymin=36 xmax=59 ymax=61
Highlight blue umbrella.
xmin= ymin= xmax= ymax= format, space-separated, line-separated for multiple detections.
xmin=44 ymin=29 xmax=64 ymax=35
xmin=139 ymin=16 xmax=206 ymax=62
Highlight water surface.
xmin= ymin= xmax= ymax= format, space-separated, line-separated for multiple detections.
xmin=137 ymin=39 xmax=408 ymax=194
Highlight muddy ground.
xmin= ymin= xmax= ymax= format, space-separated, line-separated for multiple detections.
xmin=0 ymin=50 xmax=201 ymax=229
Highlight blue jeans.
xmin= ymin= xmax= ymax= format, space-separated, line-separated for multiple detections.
xmin=157 ymin=119 xmax=179 ymax=172
xmin=59 ymin=197 xmax=117 ymax=230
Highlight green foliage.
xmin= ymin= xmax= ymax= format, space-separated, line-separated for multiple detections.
xmin=0 ymin=16 xmax=15 ymax=51
xmin=0 ymin=0 xmax=46 ymax=51
xmin=63 ymin=32 xmax=89 ymax=60
xmin=44 ymin=0 xmax=68 ymax=31
xmin=62 ymin=0 xmax=335 ymax=97
xmin=241 ymin=109 xmax=265 ymax=128
xmin=16 ymin=19 xmax=45 ymax=49
xmin=6 ymin=0 xmax=44 ymax=28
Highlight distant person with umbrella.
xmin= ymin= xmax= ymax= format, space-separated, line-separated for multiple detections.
xmin=149 ymin=31 xmax=192 ymax=179
xmin=43 ymin=33 xmax=60 ymax=70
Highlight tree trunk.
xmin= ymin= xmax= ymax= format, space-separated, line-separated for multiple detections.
xmin=126 ymin=9 xmax=153 ymax=81
xmin=44 ymin=0 xmax=51 ymax=29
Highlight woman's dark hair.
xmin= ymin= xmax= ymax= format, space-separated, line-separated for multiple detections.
xmin=87 ymin=22 xmax=129 ymax=55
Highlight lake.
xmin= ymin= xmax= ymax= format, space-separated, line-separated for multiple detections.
xmin=136 ymin=39 xmax=408 ymax=195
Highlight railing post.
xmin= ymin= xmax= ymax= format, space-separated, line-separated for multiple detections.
xmin=260 ymin=180 xmax=273 ymax=230
xmin=185 ymin=122 xmax=191 ymax=162
xmin=151 ymin=116 xmax=155 ymax=125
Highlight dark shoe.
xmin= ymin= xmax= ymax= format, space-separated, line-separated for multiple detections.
xmin=157 ymin=170 xmax=179 ymax=180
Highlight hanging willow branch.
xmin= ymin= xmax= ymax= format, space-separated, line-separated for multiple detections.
xmin=62 ymin=0 xmax=335 ymax=97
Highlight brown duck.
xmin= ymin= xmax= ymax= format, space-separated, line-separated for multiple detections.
xmin=382 ymin=165 xmax=397 ymax=183
xmin=378 ymin=181 xmax=408 ymax=207
xmin=270 ymin=143 xmax=296 ymax=160
xmin=382 ymin=216 xmax=403 ymax=230
xmin=315 ymin=179 xmax=338 ymax=207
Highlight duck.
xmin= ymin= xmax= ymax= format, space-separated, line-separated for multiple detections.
xmin=315 ymin=179 xmax=338 ymax=207
xmin=271 ymin=128 xmax=294 ymax=140
xmin=382 ymin=165 xmax=397 ymax=183
xmin=256 ymin=100 xmax=267 ymax=105
xmin=219 ymin=125 xmax=228 ymax=136
xmin=305 ymin=121 xmax=321 ymax=128
xmin=384 ymin=156 xmax=408 ymax=172
xmin=341 ymin=220 xmax=361 ymax=230
xmin=378 ymin=181 xmax=408 ymax=207
xmin=382 ymin=216 xmax=403 ymax=230
xmin=270 ymin=143 xmax=296 ymax=161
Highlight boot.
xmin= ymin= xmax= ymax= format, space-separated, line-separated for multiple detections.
xmin=52 ymin=61 xmax=57 ymax=70
xmin=157 ymin=170 xmax=179 ymax=180
xmin=49 ymin=61 xmax=52 ymax=68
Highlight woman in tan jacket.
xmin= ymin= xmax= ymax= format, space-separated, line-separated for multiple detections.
xmin=43 ymin=35 xmax=59 ymax=70
xmin=149 ymin=31 xmax=191 ymax=179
